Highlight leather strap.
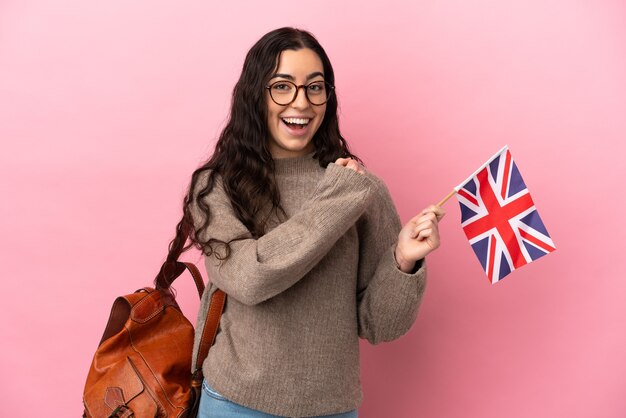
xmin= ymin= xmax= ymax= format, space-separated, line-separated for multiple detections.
xmin=181 ymin=262 xmax=206 ymax=298
xmin=155 ymin=261 xmax=205 ymax=298
xmin=194 ymin=288 xmax=226 ymax=373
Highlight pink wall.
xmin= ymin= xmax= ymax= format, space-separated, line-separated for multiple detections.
xmin=1 ymin=0 xmax=625 ymax=416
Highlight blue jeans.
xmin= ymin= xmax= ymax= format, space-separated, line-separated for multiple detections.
xmin=198 ymin=380 xmax=358 ymax=418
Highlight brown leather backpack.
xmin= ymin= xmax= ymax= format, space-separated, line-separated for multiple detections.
xmin=82 ymin=261 xmax=226 ymax=418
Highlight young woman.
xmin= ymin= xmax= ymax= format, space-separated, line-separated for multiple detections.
xmin=175 ymin=27 xmax=444 ymax=418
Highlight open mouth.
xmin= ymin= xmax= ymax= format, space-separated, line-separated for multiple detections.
xmin=281 ymin=117 xmax=311 ymax=131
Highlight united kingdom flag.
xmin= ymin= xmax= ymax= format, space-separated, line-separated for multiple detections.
xmin=455 ymin=146 xmax=556 ymax=283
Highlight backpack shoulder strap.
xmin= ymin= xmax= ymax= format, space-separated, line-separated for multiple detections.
xmin=155 ymin=261 xmax=205 ymax=298
xmin=196 ymin=288 xmax=226 ymax=369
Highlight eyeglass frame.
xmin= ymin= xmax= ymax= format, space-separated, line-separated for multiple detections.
xmin=265 ymin=80 xmax=335 ymax=106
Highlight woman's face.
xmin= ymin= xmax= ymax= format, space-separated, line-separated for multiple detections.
xmin=266 ymin=48 xmax=327 ymax=159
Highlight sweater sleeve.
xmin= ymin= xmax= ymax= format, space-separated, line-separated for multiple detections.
xmin=190 ymin=163 xmax=376 ymax=306
xmin=356 ymin=174 xmax=427 ymax=345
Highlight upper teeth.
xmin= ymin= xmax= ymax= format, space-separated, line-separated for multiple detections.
xmin=283 ymin=117 xmax=310 ymax=125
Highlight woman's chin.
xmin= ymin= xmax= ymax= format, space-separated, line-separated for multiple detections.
xmin=270 ymin=139 xmax=314 ymax=158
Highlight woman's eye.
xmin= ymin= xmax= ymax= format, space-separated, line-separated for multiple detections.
xmin=308 ymin=83 xmax=325 ymax=93
xmin=273 ymin=83 xmax=292 ymax=92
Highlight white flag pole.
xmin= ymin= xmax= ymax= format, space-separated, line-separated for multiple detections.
xmin=436 ymin=189 xmax=456 ymax=207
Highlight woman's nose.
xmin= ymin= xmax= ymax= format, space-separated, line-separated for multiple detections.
xmin=291 ymin=86 xmax=310 ymax=108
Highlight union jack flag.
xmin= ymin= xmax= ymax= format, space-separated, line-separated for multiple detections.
xmin=455 ymin=146 xmax=556 ymax=283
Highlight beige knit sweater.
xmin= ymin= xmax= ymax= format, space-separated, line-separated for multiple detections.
xmin=191 ymin=152 xmax=426 ymax=417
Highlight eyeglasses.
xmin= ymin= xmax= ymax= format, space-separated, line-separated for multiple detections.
xmin=266 ymin=80 xmax=334 ymax=106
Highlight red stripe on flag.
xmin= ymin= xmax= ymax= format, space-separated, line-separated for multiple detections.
xmin=501 ymin=150 xmax=511 ymax=200
xmin=519 ymin=229 xmax=556 ymax=253
xmin=465 ymin=168 xmax=531 ymax=269
xmin=457 ymin=189 xmax=479 ymax=206
xmin=487 ymin=235 xmax=496 ymax=282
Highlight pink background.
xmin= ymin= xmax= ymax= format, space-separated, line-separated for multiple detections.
xmin=1 ymin=0 xmax=625 ymax=416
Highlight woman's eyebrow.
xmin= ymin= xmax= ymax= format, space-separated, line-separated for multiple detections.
xmin=270 ymin=71 xmax=325 ymax=81
xmin=305 ymin=71 xmax=324 ymax=80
